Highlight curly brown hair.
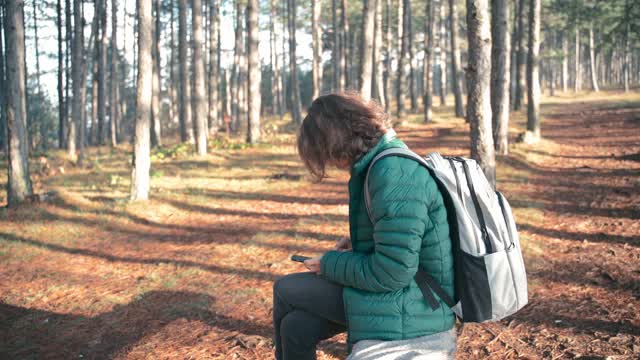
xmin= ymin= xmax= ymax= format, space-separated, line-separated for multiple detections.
xmin=297 ymin=92 xmax=391 ymax=182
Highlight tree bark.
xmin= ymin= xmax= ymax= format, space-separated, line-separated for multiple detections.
xmin=72 ymin=0 xmax=85 ymax=163
xmin=438 ymin=0 xmax=447 ymax=106
xmin=383 ymin=0 xmax=392 ymax=112
xmin=623 ymin=2 xmax=630 ymax=92
xmin=526 ymin=0 xmax=541 ymax=140
xmin=287 ymin=0 xmax=302 ymax=124
xmin=449 ymin=0 xmax=465 ymax=117
xmin=246 ymin=0 xmax=260 ymax=143
xmin=57 ymin=0 xmax=66 ymax=149
xmin=332 ymin=0 xmax=340 ymax=91
xmin=574 ymin=26 xmax=581 ymax=92
xmin=169 ymin=0 xmax=178 ymax=126
xmin=98 ymin=0 xmax=107 ymax=145
xmin=466 ymin=0 xmax=496 ymax=188
xmin=208 ymin=0 xmax=220 ymax=134
xmin=562 ymin=30 xmax=568 ymax=92
xmin=312 ymin=0 xmax=323 ymax=99
xmin=358 ymin=0 xmax=376 ymax=100
xmin=151 ymin=0 xmax=162 ymax=147
xmin=423 ymin=0 xmax=434 ymax=123
xmin=491 ymin=0 xmax=510 ymax=155
xmin=178 ymin=0 xmax=193 ymax=142
xmin=407 ymin=0 xmax=417 ymax=113
xmin=270 ymin=0 xmax=281 ymax=115
xmin=588 ymin=24 xmax=599 ymax=92
xmin=0 ymin=6 xmax=5 ymax=152
xmin=5 ymin=0 xmax=33 ymax=206
xmin=192 ymin=0 xmax=208 ymax=155
xmin=110 ymin=0 xmax=120 ymax=146
xmin=396 ymin=0 xmax=408 ymax=118
xmin=513 ymin=0 xmax=525 ymax=110
xmin=373 ymin=0 xmax=385 ymax=108
xmin=339 ymin=0 xmax=349 ymax=90
xmin=131 ymin=0 xmax=152 ymax=201
xmin=65 ymin=0 xmax=74 ymax=156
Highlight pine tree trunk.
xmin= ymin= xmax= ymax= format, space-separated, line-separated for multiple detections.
xmin=72 ymin=0 xmax=85 ymax=163
xmin=32 ymin=0 xmax=41 ymax=93
xmin=491 ymin=0 xmax=510 ymax=155
xmin=65 ymin=0 xmax=75 ymax=157
xmin=131 ymin=0 xmax=152 ymax=201
xmin=246 ymin=0 xmax=260 ymax=143
xmin=0 ymin=8 xmax=5 ymax=152
xmin=339 ymin=0 xmax=349 ymax=90
xmin=373 ymin=0 xmax=385 ymax=108
xmin=513 ymin=0 xmax=525 ymax=110
xmin=588 ymin=24 xmax=599 ymax=92
xmin=449 ymin=0 xmax=465 ymax=118
xmin=208 ymin=0 xmax=219 ymax=135
xmin=332 ymin=0 xmax=340 ymax=91
xmin=396 ymin=0 xmax=408 ymax=118
xmin=358 ymin=0 xmax=376 ymax=100
xmin=57 ymin=0 xmax=66 ymax=149
xmin=562 ymin=30 xmax=568 ymax=92
xmin=5 ymin=0 xmax=33 ymax=206
xmin=91 ymin=28 xmax=98 ymax=145
xmin=438 ymin=0 xmax=447 ymax=106
xmin=466 ymin=0 xmax=496 ymax=188
xmin=407 ymin=0 xmax=417 ymax=113
xmin=281 ymin=0 xmax=287 ymax=114
xmin=623 ymin=11 xmax=630 ymax=92
xmin=192 ymin=0 xmax=208 ymax=155
xmin=169 ymin=0 xmax=178 ymax=126
xmin=312 ymin=0 xmax=323 ymax=99
xmin=98 ymin=0 xmax=107 ymax=145
xmin=526 ymin=0 xmax=541 ymax=140
xmin=287 ymin=0 xmax=302 ymax=124
xmin=178 ymin=0 xmax=192 ymax=142
xmin=110 ymin=0 xmax=120 ymax=146
xmin=270 ymin=0 xmax=281 ymax=115
xmin=151 ymin=0 xmax=162 ymax=147
xmin=423 ymin=0 xmax=434 ymax=123
xmin=384 ymin=0 xmax=392 ymax=112
xmin=574 ymin=26 xmax=581 ymax=92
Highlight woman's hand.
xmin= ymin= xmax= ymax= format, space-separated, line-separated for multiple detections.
xmin=304 ymin=255 xmax=322 ymax=275
xmin=334 ymin=236 xmax=352 ymax=252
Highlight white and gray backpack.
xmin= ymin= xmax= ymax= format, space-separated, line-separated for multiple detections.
xmin=364 ymin=148 xmax=528 ymax=323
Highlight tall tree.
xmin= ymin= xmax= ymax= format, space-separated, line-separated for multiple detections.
xmin=466 ymin=0 xmax=496 ymax=188
xmin=438 ymin=0 xmax=447 ymax=106
xmin=169 ymin=0 xmax=178 ymax=127
xmin=209 ymin=0 xmax=220 ymax=134
xmin=32 ymin=0 xmax=41 ymax=94
xmin=396 ymin=0 xmax=408 ymax=118
xmin=332 ymin=0 xmax=340 ymax=91
xmin=98 ymin=0 xmax=107 ymax=145
xmin=270 ymin=0 xmax=282 ymax=115
xmin=339 ymin=0 xmax=348 ymax=90
xmin=131 ymin=0 xmax=152 ymax=201
xmin=373 ymin=0 xmax=385 ymax=108
xmin=231 ymin=0 xmax=246 ymax=132
xmin=622 ymin=0 xmax=630 ymax=92
xmin=246 ymin=0 xmax=260 ymax=143
xmin=5 ymin=0 xmax=33 ymax=206
xmin=65 ymin=0 xmax=71 ymax=148
xmin=449 ymin=0 xmax=465 ymax=117
xmin=423 ymin=0 xmax=434 ymax=123
xmin=287 ymin=0 xmax=302 ymax=124
xmin=71 ymin=0 xmax=85 ymax=162
xmin=312 ymin=0 xmax=323 ymax=99
xmin=178 ymin=0 xmax=193 ymax=142
xmin=587 ymin=24 xmax=599 ymax=92
xmin=110 ymin=0 xmax=120 ymax=146
xmin=0 ymin=5 xmax=6 ymax=151
xmin=192 ymin=0 xmax=208 ymax=155
xmin=57 ymin=0 xmax=66 ymax=148
xmin=561 ymin=30 xmax=568 ymax=92
xmin=574 ymin=25 xmax=581 ymax=92
xmin=383 ymin=0 xmax=392 ymax=112
xmin=407 ymin=0 xmax=417 ymax=113
xmin=491 ymin=0 xmax=511 ymax=155
xmin=526 ymin=0 xmax=541 ymax=141
xmin=151 ymin=0 xmax=162 ymax=147
xmin=359 ymin=0 xmax=376 ymax=100
xmin=513 ymin=0 xmax=525 ymax=110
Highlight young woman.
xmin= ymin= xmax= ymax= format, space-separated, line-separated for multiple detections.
xmin=273 ymin=93 xmax=456 ymax=360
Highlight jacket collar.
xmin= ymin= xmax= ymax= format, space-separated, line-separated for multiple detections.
xmin=351 ymin=128 xmax=399 ymax=177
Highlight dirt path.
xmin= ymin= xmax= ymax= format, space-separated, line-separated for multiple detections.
xmin=1 ymin=93 xmax=638 ymax=359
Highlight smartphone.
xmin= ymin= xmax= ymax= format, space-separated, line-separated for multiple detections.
xmin=291 ymin=255 xmax=311 ymax=263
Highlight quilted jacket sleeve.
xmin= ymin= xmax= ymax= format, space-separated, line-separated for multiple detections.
xmin=321 ymin=157 xmax=433 ymax=292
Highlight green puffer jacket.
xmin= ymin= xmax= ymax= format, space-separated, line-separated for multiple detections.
xmin=320 ymin=128 xmax=455 ymax=352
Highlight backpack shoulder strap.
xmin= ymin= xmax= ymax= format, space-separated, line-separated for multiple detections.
xmin=364 ymin=147 xmax=433 ymax=223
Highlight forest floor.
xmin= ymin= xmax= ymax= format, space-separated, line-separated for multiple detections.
xmin=1 ymin=91 xmax=639 ymax=359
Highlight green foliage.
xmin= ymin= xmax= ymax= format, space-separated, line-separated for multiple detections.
xmin=26 ymin=83 xmax=56 ymax=151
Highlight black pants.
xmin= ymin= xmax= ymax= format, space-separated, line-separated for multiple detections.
xmin=273 ymin=272 xmax=347 ymax=360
